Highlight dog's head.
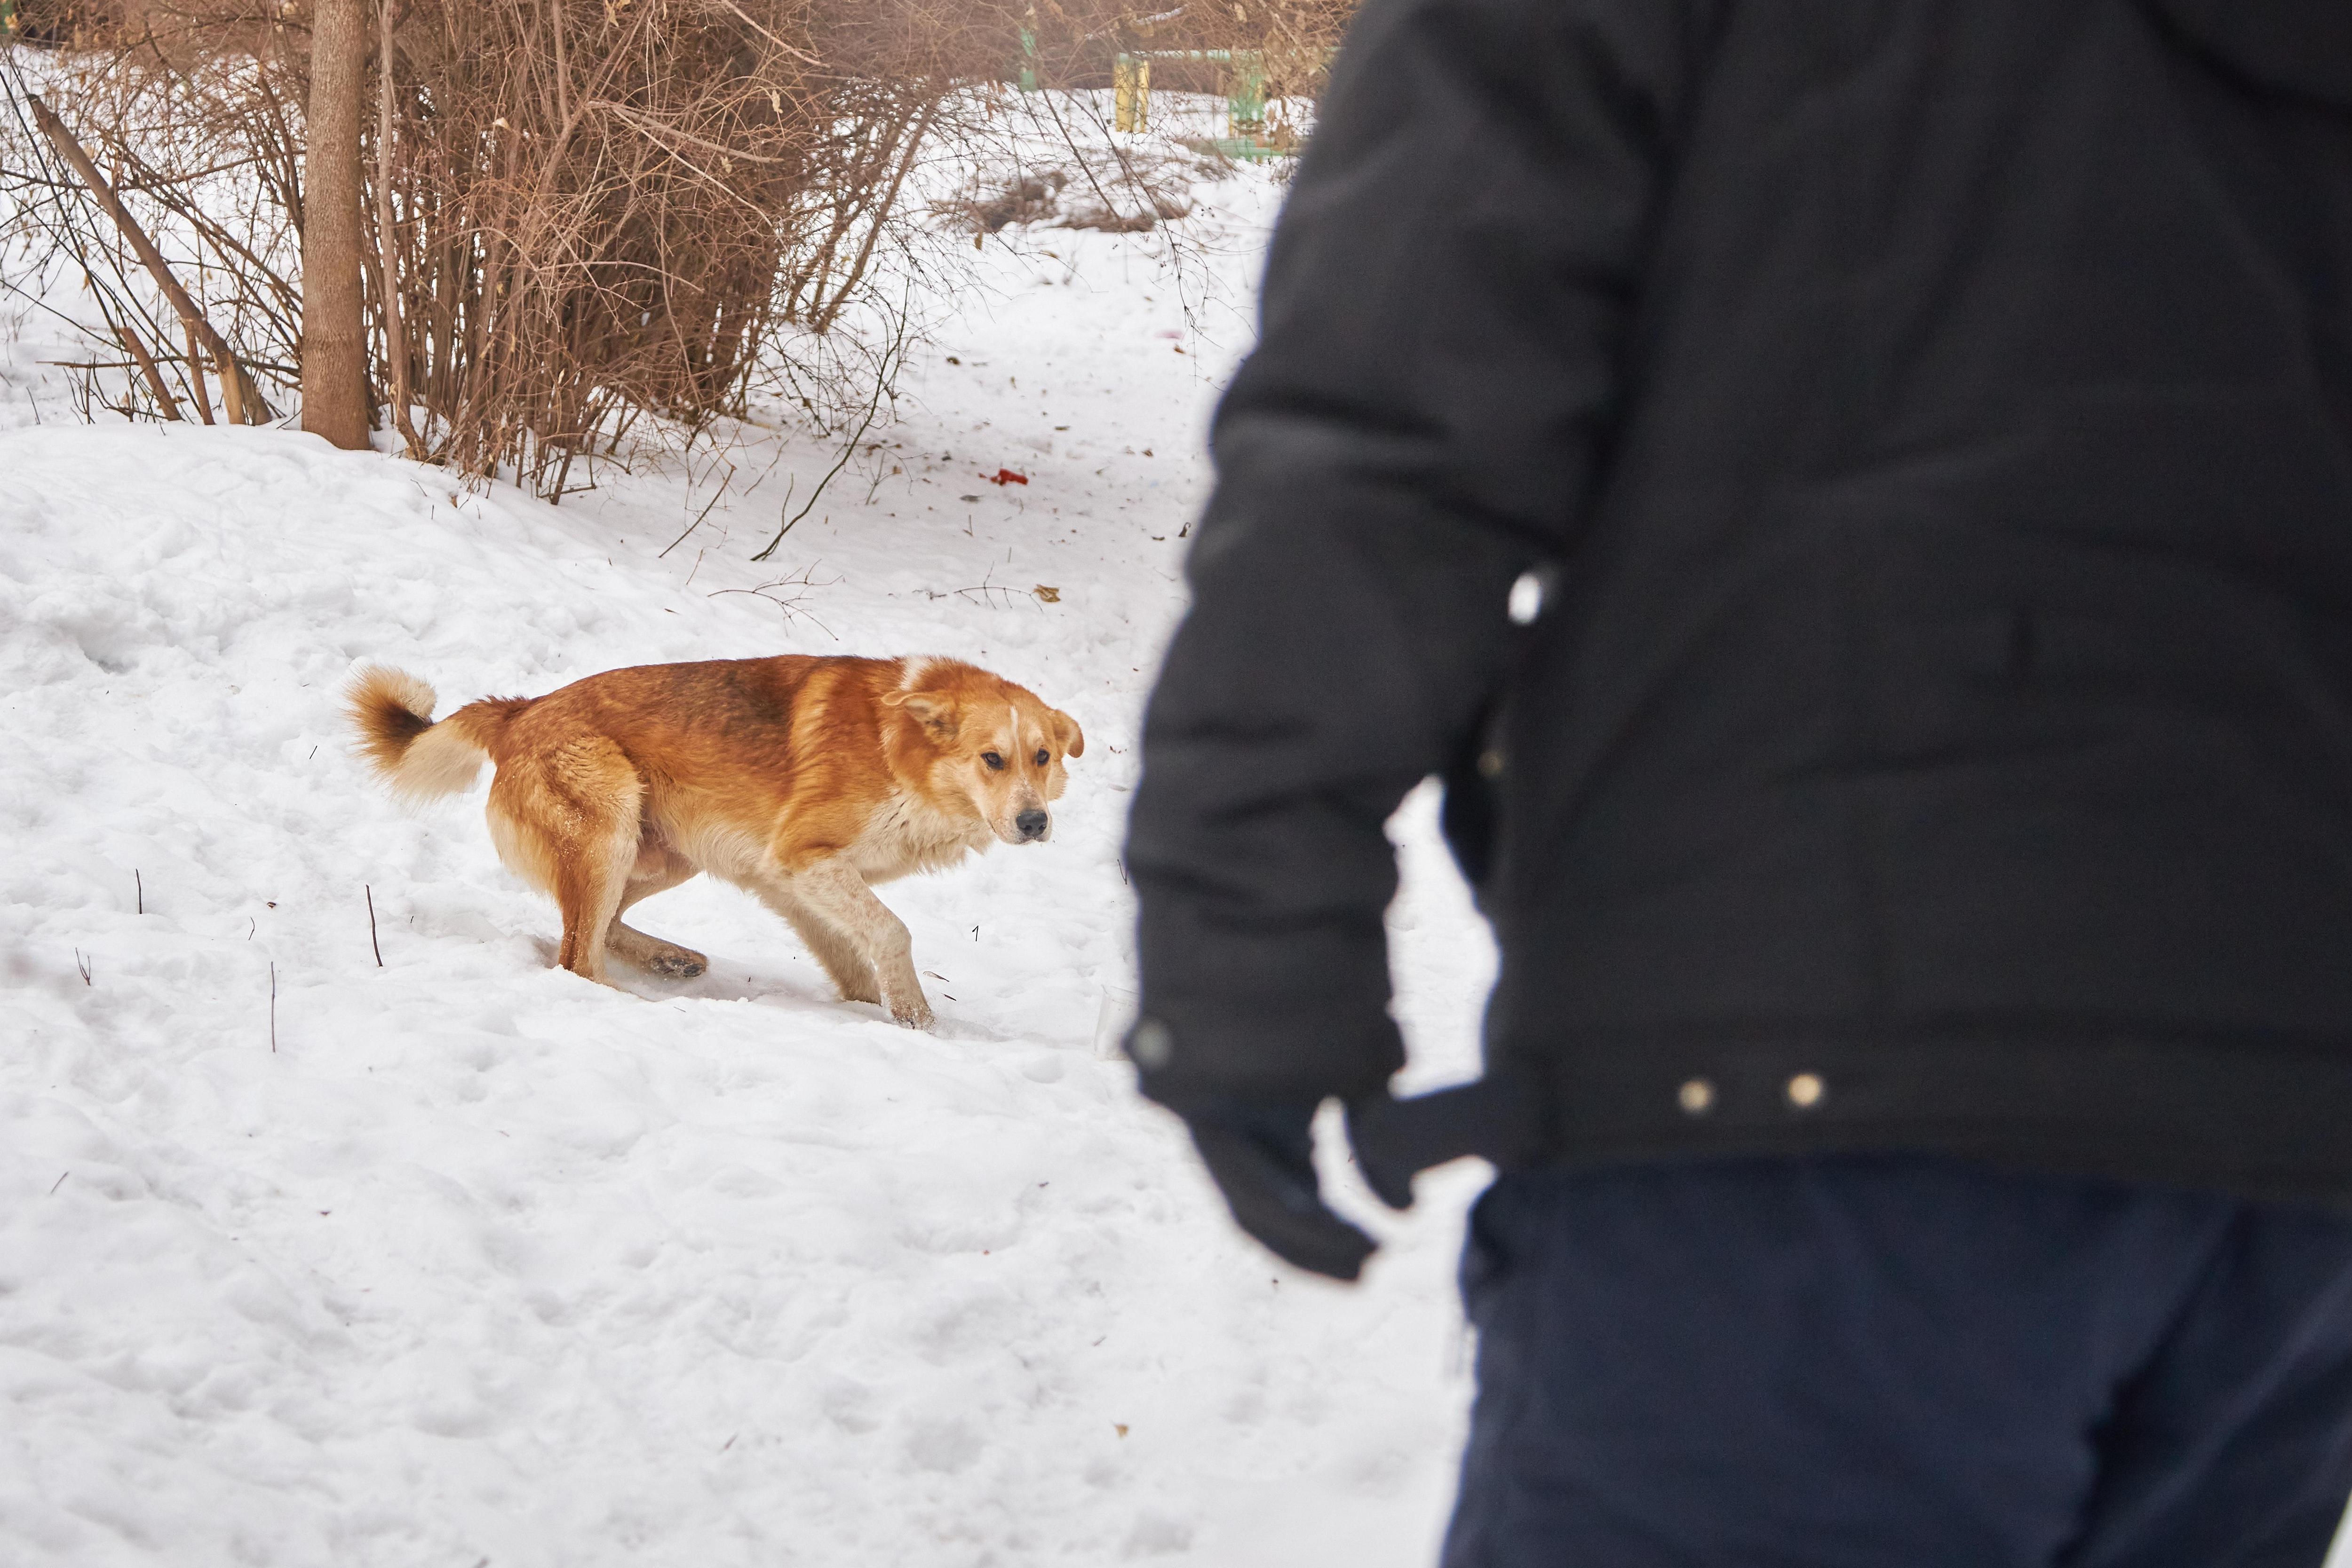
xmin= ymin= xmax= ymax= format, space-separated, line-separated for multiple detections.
xmin=882 ymin=660 xmax=1084 ymax=844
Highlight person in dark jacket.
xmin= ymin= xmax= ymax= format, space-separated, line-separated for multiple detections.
xmin=1126 ymin=0 xmax=2352 ymax=1560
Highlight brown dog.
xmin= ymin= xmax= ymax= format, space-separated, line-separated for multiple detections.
xmin=348 ymin=655 xmax=1082 ymax=1026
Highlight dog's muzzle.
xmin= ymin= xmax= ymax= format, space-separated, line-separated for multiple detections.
xmin=1015 ymin=808 xmax=1049 ymax=841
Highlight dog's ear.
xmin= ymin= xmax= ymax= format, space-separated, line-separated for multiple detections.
xmin=882 ymin=688 xmax=959 ymax=742
xmin=1050 ymin=708 xmax=1085 ymax=759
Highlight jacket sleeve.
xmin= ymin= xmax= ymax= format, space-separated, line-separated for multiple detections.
xmin=1126 ymin=0 xmax=1711 ymax=1105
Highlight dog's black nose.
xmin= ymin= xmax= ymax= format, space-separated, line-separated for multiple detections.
xmin=1016 ymin=808 xmax=1049 ymax=840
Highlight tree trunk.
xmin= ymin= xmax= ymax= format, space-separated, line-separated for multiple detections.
xmin=302 ymin=0 xmax=372 ymax=450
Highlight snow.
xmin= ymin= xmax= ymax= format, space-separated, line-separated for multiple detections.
xmin=0 ymin=130 xmax=1501 ymax=1565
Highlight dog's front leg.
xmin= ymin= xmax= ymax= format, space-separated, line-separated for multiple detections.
xmin=782 ymin=858 xmax=932 ymax=1029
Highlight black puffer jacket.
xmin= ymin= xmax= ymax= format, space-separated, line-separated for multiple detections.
xmin=1128 ymin=0 xmax=2352 ymax=1198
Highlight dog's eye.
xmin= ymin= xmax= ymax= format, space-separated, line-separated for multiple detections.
xmin=1034 ymin=749 xmax=1049 ymax=767
xmin=982 ymin=752 xmax=1005 ymax=771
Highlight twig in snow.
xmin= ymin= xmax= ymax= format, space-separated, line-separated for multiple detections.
xmin=921 ymin=567 xmax=1037 ymax=611
xmin=707 ymin=563 xmax=841 ymax=638
xmin=135 ymin=868 xmax=143 ymax=914
xmin=74 ymin=949 xmax=92 ymax=985
xmin=269 ymin=961 xmax=278 ymax=1053
xmin=366 ymin=885 xmax=383 ymax=967
xmin=752 ymin=289 xmax=914 ymax=562
xmin=48 ymin=1172 xmax=68 ymax=1196
xmin=660 ymin=467 xmax=738 ymax=559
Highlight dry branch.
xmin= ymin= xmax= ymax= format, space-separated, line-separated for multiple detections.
xmin=23 ymin=89 xmax=269 ymax=423
xmin=115 ymin=323 xmax=183 ymax=420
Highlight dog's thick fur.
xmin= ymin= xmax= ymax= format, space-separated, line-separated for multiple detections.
xmin=348 ymin=656 xmax=1083 ymax=1026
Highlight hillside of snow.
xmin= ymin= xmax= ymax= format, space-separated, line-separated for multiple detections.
xmin=0 ymin=127 xmax=1502 ymax=1566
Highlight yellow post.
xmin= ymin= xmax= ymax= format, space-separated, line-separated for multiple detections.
xmin=1114 ymin=55 xmax=1150 ymax=133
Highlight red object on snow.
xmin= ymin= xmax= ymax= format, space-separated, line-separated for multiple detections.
xmin=987 ymin=468 xmax=1030 ymax=486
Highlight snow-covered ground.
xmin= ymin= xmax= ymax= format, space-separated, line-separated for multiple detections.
xmin=0 ymin=119 xmax=1502 ymax=1565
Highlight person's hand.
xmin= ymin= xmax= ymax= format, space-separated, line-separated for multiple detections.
xmin=1179 ymin=1099 xmax=1415 ymax=1281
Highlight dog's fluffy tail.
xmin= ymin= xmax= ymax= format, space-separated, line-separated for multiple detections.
xmin=346 ymin=666 xmax=528 ymax=802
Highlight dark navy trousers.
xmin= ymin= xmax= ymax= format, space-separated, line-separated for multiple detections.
xmin=1443 ymin=1156 xmax=2352 ymax=1568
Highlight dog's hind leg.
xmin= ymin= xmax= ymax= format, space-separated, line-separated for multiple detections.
xmin=605 ymin=845 xmax=707 ymax=978
xmin=488 ymin=738 xmax=641 ymax=985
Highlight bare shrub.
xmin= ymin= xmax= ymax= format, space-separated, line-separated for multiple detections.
xmin=0 ymin=0 xmax=1355 ymax=495
xmin=2 ymin=9 xmax=308 ymax=426
xmin=1 ymin=0 xmax=982 ymax=490
xmin=361 ymin=0 xmax=957 ymax=487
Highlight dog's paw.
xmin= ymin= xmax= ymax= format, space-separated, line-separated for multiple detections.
xmin=645 ymin=948 xmax=708 ymax=978
xmin=888 ymin=998 xmax=935 ymax=1030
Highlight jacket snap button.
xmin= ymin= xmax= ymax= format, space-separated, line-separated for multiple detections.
xmin=1786 ymin=1072 xmax=1825 ymax=1109
xmin=1477 ymin=749 xmax=1505 ymax=779
xmin=1677 ymin=1078 xmax=1716 ymax=1115
xmin=1128 ymin=1018 xmax=1173 ymax=1069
